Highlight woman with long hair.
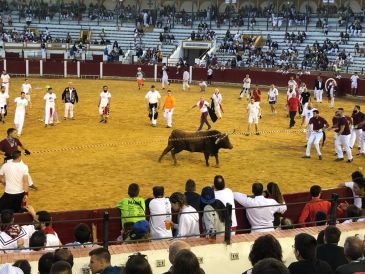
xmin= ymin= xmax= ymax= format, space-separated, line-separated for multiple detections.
xmin=266 ymin=182 xmax=285 ymax=227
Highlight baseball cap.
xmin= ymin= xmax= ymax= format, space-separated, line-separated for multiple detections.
xmin=200 ymin=186 xmax=216 ymax=205
xmin=129 ymin=220 xmax=149 ymax=240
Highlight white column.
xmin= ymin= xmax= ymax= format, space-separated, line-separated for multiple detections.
xmin=100 ymin=62 xmax=103 ymax=79
xmin=40 ymin=59 xmax=43 ymax=76
xmin=189 ymin=65 xmax=193 ymax=83
xmin=3 ymin=59 xmax=6 ymax=71
xmin=25 ymin=59 xmax=29 ymax=77
xmin=64 ymin=60 xmax=67 ymax=78
xmin=77 ymin=61 xmax=80 ymax=78
xmin=154 ymin=64 xmax=157 ymax=82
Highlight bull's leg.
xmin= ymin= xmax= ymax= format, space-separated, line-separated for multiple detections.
xmin=158 ymin=145 xmax=173 ymax=162
xmin=171 ymin=148 xmax=182 ymax=166
xmin=214 ymin=154 xmax=220 ymax=167
xmin=204 ymin=152 xmax=210 ymax=166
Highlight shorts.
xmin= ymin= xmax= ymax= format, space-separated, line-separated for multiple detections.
xmin=137 ymin=79 xmax=144 ymax=86
xmin=351 ymin=83 xmax=358 ymax=89
xmin=25 ymin=94 xmax=31 ymax=102
xmin=269 ymin=101 xmax=276 ymax=105
xmin=99 ymin=105 xmax=109 ymax=116
xmin=248 ymin=114 xmax=259 ymax=124
xmin=0 ymin=105 xmax=5 ymax=114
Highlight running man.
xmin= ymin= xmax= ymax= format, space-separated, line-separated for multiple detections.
xmin=21 ymin=79 xmax=32 ymax=108
xmin=98 ymin=85 xmax=111 ymax=124
xmin=211 ymin=88 xmax=223 ymax=119
xmin=14 ymin=92 xmax=28 ymax=136
xmin=182 ymin=69 xmax=190 ymax=91
xmin=136 ymin=67 xmax=145 ymax=90
xmin=239 ymin=74 xmax=251 ymax=99
xmin=303 ymin=110 xmax=329 ymax=160
xmin=350 ymin=105 xmax=365 ymax=150
xmin=145 ymin=85 xmax=161 ymax=127
xmin=1 ymin=70 xmax=10 ymax=95
xmin=330 ymin=109 xmax=353 ymax=162
xmin=268 ymin=84 xmax=278 ymax=114
xmin=162 ymin=90 xmax=175 ymax=128
xmin=62 ymin=82 xmax=79 ymax=120
xmin=161 ymin=65 xmax=169 ymax=89
xmin=301 ymin=102 xmax=316 ymax=142
xmin=192 ymin=97 xmax=211 ymax=131
xmin=43 ymin=86 xmax=57 ymax=127
xmin=0 ymin=86 xmax=9 ymax=123
xmin=247 ymin=97 xmax=260 ymax=135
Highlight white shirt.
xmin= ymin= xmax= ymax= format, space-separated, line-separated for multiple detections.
xmin=247 ymin=103 xmax=260 ymax=116
xmin=288 ymin=80 xmax=297 ymax=89
xmin=233 ymin=193 xmax=287 ymax=232
xmin=21 ymin=83 xmax=32 ymax=94
xmin=145 ymin=90 xmax=161 ymax=104
xmin=345 ymin=181 xmax=362 ymax=209
xmin=162 ymin=67 xmax=168 ymax=78
xmin=99 ymin=91 xmax=111 ymax=107
xmin=243 ymin=78 xmax=251 ymax=88
xmin=0 ymin=161 xmax=29 ymax=194
xmin=214 ymin=188 xmax=237 ymax=227
xmin=1 ymin=74 xmax=10 ymax=83
xmin=199 ymin=81 xmax=207 ymax=87
xmin=14 ymin=97 xmax=28 ymax=112
xmin=212 ymin=93 xmax=222 ymax=106
xmin=207 ymin=68 xmax=213 ymax=76
xmin=0 ymin=92 xmax=9 ymax=106
xmin=136 ymin=71 xmax=144 ymax=80
xmin=43 ymin=93 xmax=57 ymax=107
xmin=183 ymin=71 xmax=190 ymax=81
xmin=45 ymin=232 xmax=61 ymax=250
xmin=287 ymin=88 xmax=297 ymax=99
xmin=268 ymin=88 xmax=278 ymax=102
xmin=351 ymin=74 xmax=359 ymax=85
xmin=149 ymin=198 xmax=173 ymax=239
xmin=301 ymin=107 xmax=316 ymax=121
xmin=197 ymin=100 xmax=209 ymax=113
xmin=177 ymin=206 xmax=200 ymax=237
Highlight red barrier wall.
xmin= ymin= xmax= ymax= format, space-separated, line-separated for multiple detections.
xmin=80 ymin=61 xmax=100 ymax=76
xmin=43 ymin=61 xmax=64 ymax=75
xmin=7 ymin=60 xmax=26 ymax=74
xmin=29 ymin=60 xmax=40 ymax=75
xmin=67 ymin=61 xmax=77 ymax=76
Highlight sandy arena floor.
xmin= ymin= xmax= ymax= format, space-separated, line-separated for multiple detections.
xmin=2 ymin=77 xmax=363 ymax=212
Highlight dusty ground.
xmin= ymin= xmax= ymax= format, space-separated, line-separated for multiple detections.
xmin=2 ymin=78 xmax=362 ymax=212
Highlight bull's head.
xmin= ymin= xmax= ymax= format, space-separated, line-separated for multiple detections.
xmin=215 ymin=133 xmax=233 ymax=149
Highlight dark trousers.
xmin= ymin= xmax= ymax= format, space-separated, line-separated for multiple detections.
xmin=198 ymin=112 xmax=211 ymax=131
xmin=0 ymin=192 xmax=25 ymax=213
xmin=207 ymin=75 xmax=212 ymax=85
xmin=289 ymin=111 xmax=297 ymax=128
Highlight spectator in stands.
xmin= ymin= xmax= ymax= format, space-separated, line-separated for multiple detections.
xmin=342 ymin=205 xmax=362 ymax=224
xmin=253 ymin=258 xmax=290 ymax=274
xmin=169 ymin=192 xmax=199 ymax=238
xmin=243 ymin=234 xmax=283 ymax=274
xmin=288 ymin=233 xmax=333 ymax=274
xmin=0 ymin=264 xmax=24 ymax=274
xmin=149 ymin=186 xmax=172 ymax=240
xmin=36 ymin=210 xmax=61 ymax=248
xmin=54 ymin=248 xmax=74 ymax=268
xmin=38 ymin=252 xmax=55 ymax=274
xmin=89 ymin=247 xmax=122 ymax=274
xmin=172 ymin=249 xmax=205 ymax=274
xmin=124 ymin=220 xmax=150 ymax=242
xmin=213 ymin=175 xmax=237 ymax=234
xmin=338 ymin=171 xmax=364 ymax=209
xmin=200 ymin=186 xmax=226 ymax=238
xmin=164 ymin=241 xmax=191 ymax=274
xmin=315 ymin=211 xmax=328 ymax=226
xmin=50 ymin=261 xmax=72 ymax=274
xmin=184 ymin=179 xmax=200 ymax=211
xmin=265 ymin=182 xmax=285 ymax=227
xmin=234 ymin=182 xmax=287 ymax=232
xmin=66 ymin=223 xmax=94 ymax=248
xmin=124 ymin=252 xmax=153 ymax=274
xmin=117 ymin=183 xmax=146 ymax=227
xmin=13 ymin=260 xmax=31 ymax=274
xmin=335 ymin=236 xmax=365 ymax=274
xmin=280 ymin=217 xmax=294 ymax=230
xmin=298 ymin=185 xmax=344 ymax=226
xmin=316 ymin=226 xmax=348 ymax=271
xmin=29 ymin=230 xmax=47 ymax=251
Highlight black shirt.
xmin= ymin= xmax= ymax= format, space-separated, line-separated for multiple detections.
xmin=288 ymin=259 xmax=333 ymax=274
xmin=300 ymin=92 xmax=311 ymax=105
xmin=185 ymin=191 xmax=201 ymax=211
xmin=335 ymin=260 xmax=365 ymax=274
xmin=316 ymin=244 xmax=348 ymax=272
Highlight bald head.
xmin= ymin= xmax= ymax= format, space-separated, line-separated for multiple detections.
xmin=168 ymin=240 xmax=191 ymax=264
xmin=344 ymin=236 xmax=364 ymax=261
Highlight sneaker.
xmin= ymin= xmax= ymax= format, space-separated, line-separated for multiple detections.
xmin=29 ymin=185 xmax=38 ymax=191
xmin=99 ymin=119 xmax=104 ymax=123
xmin=347 ymin=159 xmax=353 ymax=163
xmin=319 ymin=155 xmax=322 ymax=160
xmin=335 ymin=158 xmax=344 ymax=161
xmin=302 ymin=156 xmax=311 ymax=159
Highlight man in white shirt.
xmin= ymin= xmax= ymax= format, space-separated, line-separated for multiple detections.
xmin=338 ymin=171 xmax=364 ymax=209
xmin=0 ymin=86 xmax=9 ymax=123
xmin=207 ymin=67 xmax=213 ymax=85
xmin=192 ymin=97 xmax=211 ymax=131
xmin=268 ymin=84 xmax=279 ymax=114
xmin=211 ymin=88 xmax=223 ymax=119
xmin=98 ymin=85 xmax=111 ymax=124
xmin=161 ymin=65 xmax=169 ymax=90
xmin=247 ymin=97 xmax=260 ymax=135
xmin=234 ymin=182 xmax=287 ymax=232
xmin=149 ymin=186 xmax=173 ymax=240
xmin=350 ymin=72 xmax=359 ymax=96
xmin=14 ymin=92 xmax=28 ymax=136
xmin=182 ymin=69 xmax=190 ymax=91
xmin=0 ymin=150 xmax=29 ymax=212
xmin=301 ymin=102 xmax=316 ymax=142
xmin=21 ymin=79 xmax=32 ymax=108
xmin=36 ymin=210 xmax=61 ymax=249
xmin=1 ymin=70 xmax=10 ymax=95
xmin=199 ymin=80 xmax=207 ymax=92
xmin=239 ymin=74 xmax=251 ymax=99
xmin=213 ymin=175 xmax=237 ymax=234
xmin=43 ymin=86 xmax=57 ymax=127
xmin=145 ymin=85 xmax=161 ymax=127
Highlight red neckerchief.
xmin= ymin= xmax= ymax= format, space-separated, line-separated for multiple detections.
xmin=43 ymin=226 xmax=56 ymax=235
xmin=199 ymin=100 xmax=204 ymax=109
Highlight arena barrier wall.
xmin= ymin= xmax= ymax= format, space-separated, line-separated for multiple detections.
xmin=3 ymin=60 xmax=362 ymax=96
xmin=13 ymin=187 xmax=353 ymax=245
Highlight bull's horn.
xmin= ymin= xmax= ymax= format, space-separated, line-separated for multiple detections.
xmin=215 ymin=137 xmax=221 ymax=144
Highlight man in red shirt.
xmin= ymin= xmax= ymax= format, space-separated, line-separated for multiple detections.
xmin=298 ymin=185 xmax=344 ymax=227
xmin=252 ymin=85 xmax=262 ymax=118
xmin=335 ymin=110 xmax=353 ymax=162
xmin=288 ymin=93 xmax=299 ymax=128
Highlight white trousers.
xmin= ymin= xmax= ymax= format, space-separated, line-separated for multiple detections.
xmin=314 ymin=89 xmax=323 ymax=102
xmin=360 ymin=131 xmax=365 ymax=153
xmin=215 ymin=104 xmax=222 ymax=118
xmin=182 ymin=81 xmax=190 ymax=91
xmin=329 ymin=97 xmax=335 ymax=108
xmin=163 ymin=108 xmax=173 ymax=127
xmin=306 ymin=132 xmax=323 ymax=156
xmin=2 ymin=83 xmax=9 ymax=95
xmin=335 ymin=134 xmax=352 ymax=160
xmin=350 ymin=128 xmax=362 ymax=149
xmin=64 ymin=102 xmax=74 ymax=118
xmin=161 ymin=76 xmax=169 ymax=88
xmin=45 ymin=105 xmax=54 ymax=125
xmin=14 ymin=110 xmax=25 ymax=135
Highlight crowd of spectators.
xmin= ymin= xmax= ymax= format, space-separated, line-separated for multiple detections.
xmin=190 ymin=23 xmax=215 ymax=41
